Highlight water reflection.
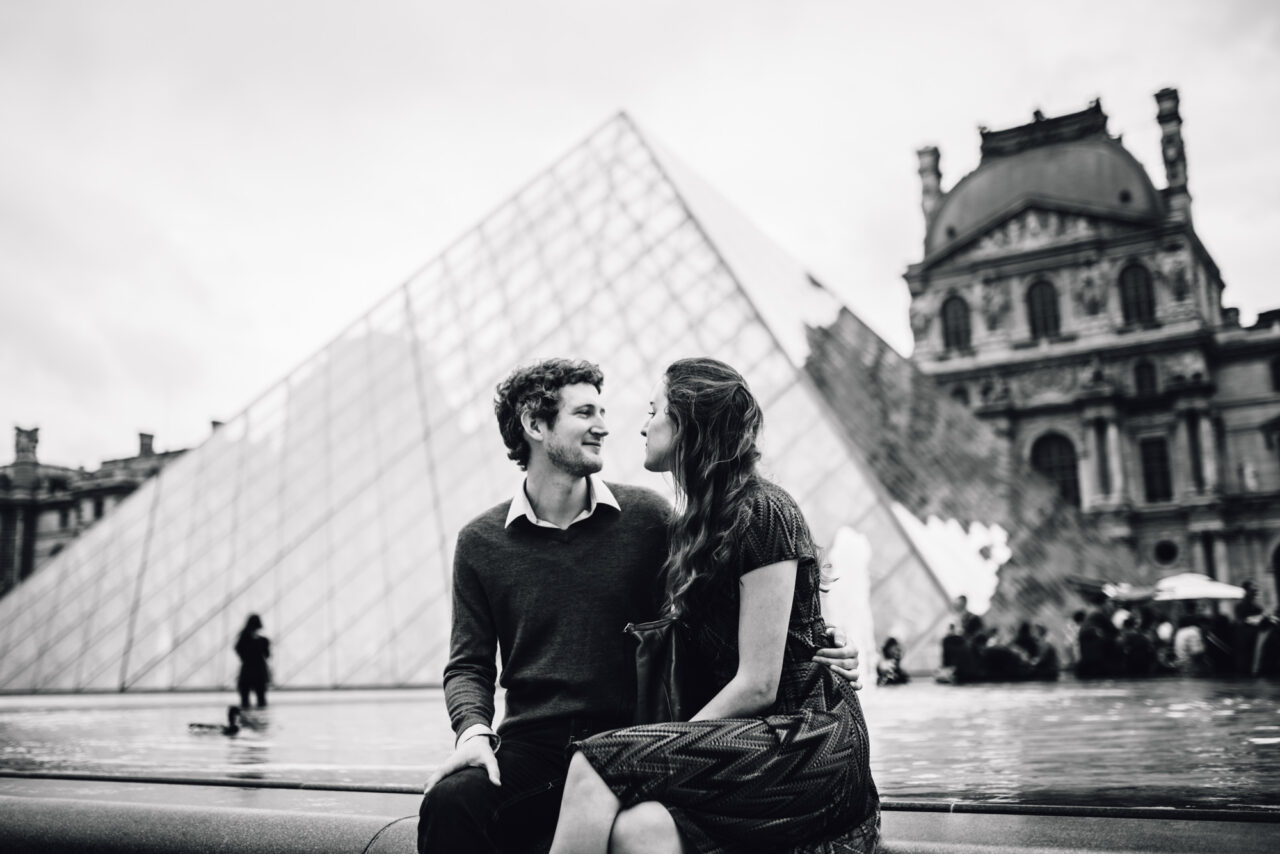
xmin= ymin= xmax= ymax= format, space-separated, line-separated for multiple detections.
xmin=864 ymin=676 xmax=1280 ymax=809
xmin=227 ymin=709 xmax=271 ymax=780
xmin=1 ymin=681 xmax=1278 ymax=810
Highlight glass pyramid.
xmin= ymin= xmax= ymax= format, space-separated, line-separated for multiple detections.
xmin=0 ymin=114 xmax=959 ymax=692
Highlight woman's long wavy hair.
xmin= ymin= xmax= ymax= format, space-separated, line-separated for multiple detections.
xmin=659 ymin=358 xmax=763 ymax=618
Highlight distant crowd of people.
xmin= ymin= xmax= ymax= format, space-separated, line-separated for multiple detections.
xmin=1067 ymin=580 xmax=1280 ymax=679
xmin=929 ymin=582 xmax=1280 ymax=685
xmin=932 ymin=596 xmax=1061 ymax=684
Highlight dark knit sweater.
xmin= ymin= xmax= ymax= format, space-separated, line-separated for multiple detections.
xmin=443 ymin=482 xmax=670 ymax=737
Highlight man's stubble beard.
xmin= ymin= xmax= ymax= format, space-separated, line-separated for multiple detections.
xmin=546 ymin=440 xmax=603 ymax=478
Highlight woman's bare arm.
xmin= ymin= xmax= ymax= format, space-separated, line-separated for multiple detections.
xmin=690 ymin=559 xmax=797 ymax=720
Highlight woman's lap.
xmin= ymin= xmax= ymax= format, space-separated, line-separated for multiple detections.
xmin=573 ymin=709 xmax=873 ymax=853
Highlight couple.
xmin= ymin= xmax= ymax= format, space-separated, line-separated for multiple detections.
xmin=419 ymin=357 xmax=879 ymax=853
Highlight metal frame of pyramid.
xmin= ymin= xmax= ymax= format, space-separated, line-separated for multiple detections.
xmin=0 ymin=113 xmax=956 ymax=692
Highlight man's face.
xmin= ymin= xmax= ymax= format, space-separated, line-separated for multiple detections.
xmin=540 ymin=383 xmax=608 ymax=477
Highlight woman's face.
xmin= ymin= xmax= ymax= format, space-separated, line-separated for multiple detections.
xmin=642 ymin=379 xmax=677 ymax=472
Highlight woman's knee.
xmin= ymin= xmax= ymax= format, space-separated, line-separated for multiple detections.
xmin=610 ymin=802 xmax=682 ymax=854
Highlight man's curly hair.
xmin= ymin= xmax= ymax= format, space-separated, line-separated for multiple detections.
xmin=494 ymin=359 xmax=604 ymax=469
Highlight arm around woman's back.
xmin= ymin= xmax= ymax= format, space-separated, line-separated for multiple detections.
xmin=690 ymin=559 xmax=797 ymax=720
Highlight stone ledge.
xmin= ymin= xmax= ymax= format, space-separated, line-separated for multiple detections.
xmin=2 ymin=779 xmax=1278 ymax=854
xmin=0 ymin=795 xmax=417 ymax=854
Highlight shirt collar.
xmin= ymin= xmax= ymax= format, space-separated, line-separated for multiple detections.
xmin=505 ymin=474 xmax=619 ymax=529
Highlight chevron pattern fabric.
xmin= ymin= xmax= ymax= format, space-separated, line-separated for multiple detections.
xmin=576 ymin=701 xmax=877 ymax=853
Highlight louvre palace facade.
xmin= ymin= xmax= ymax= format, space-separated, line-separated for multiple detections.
xmin=907 ymin=89 xmax=1280 ymax=607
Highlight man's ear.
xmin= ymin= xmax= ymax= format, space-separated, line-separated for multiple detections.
xmin=519 ymin=408 xmax=544 ymax=445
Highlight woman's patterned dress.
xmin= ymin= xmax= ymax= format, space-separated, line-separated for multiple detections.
xmin=573 ymin=479 xmax=879 ymax=853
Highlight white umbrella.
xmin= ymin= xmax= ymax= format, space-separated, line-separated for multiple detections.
xmin=1153 ymin=573 xmax=1246 ymax=601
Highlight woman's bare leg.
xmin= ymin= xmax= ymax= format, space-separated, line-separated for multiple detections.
xmin=610 ymin=802 xmax=685 ymax=854
xmin=548 ymin=752 xmax=622 ymax=854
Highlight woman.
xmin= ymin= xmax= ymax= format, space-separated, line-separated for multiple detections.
xmin=234 ymin=614 xmax=271 ymax=709
xmin=549 ymin=358 xmax=879 ymax=854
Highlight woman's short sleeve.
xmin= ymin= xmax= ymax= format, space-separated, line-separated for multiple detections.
xmin=738 ymin=484 xmax=810 ymax=576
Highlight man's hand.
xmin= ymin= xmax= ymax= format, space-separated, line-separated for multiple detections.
xmin=423 ymin=734 xmax=501 ymax=793
xmin=814 ymin=626 xmax=862 ymax=690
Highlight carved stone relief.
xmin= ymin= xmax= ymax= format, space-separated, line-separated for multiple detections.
xmin=1152 ymin=250 xmax=1193 ymax=304
xmin=1073 ymin=272 xmax=1107 ymax=316
xmin=1165 ymin=351 xmax=1207 ymax=383
xmin=1082 ymin=355 xmax=1110 ymax=388
xmin=1170 ymin=266 xmax=1189 ymax=301
xmin=979 ymin=373 xmax=1012 ymax=405
xmin=980 ymin=278 xmax=1011 ymax=330
xmin=1025 ymin=363 xmax=1080 ymax=395
xmin=964 ymin=209 xmax=1099 ymax=260
xmin=909 ymin=300 xmax=934 ymax=339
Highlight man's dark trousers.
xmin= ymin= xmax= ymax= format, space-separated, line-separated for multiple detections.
xmin=417 ymin=719 xmax=616 ymax=854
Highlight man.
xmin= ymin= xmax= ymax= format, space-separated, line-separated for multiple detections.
xmin=418 ymin=359 xmax=860 ymax=854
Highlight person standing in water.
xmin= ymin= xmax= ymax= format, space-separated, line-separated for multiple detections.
xmin=235 ymin=613 xmax=271 ymax=709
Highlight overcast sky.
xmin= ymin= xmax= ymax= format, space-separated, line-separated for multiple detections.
xmin=3 ymin=0 xmax=1278 ymax=468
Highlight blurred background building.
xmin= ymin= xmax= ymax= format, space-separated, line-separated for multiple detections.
xmin=0 ymin=428 xmax=185 ymax=596
xmin=906 ymin=89 xmax=1280 ymax=605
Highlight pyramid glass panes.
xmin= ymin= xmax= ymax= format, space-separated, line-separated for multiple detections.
xmin=0 ymin=114 xmax=955 ymax=692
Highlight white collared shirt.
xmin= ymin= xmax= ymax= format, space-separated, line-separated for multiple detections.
xmin=504 ymin=474 xmax=619 ymax=530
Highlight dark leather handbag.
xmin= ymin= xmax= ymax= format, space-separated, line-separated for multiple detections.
xmin=625 ymin=616 xmax=701 ymax=724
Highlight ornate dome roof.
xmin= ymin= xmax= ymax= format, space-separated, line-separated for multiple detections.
xmin=925 ymin=107 xmax=1164 ymax=258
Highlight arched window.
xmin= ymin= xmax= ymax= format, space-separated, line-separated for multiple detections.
xmin=1119 ymin=264 xmax=1155 ymax=325
xmin=1030 ymin=433 xmax=1080 ymax=507
xmin=1134 ymin=360 xmax=1157 ymax=397
xmin=1026 ymin=280 xmax=1061 ymax=340
xmin=950 ymin=386 xmax=970 ymax=406
xmin=941 ymin=296 xmax=972 ymax=351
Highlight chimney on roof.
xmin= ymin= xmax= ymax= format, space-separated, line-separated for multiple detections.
xmin=139 ymin=433 xmax=154 ymax=457
xmin=14 ymin=426 xmax=38 ymax=465
xmin=1155 ymin=87 xmax=1191 ymax=222
xmin=12 ymin=427 xmax=38 ymax=491
xmin=917 ymin=146 xmax=942 ymax=224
